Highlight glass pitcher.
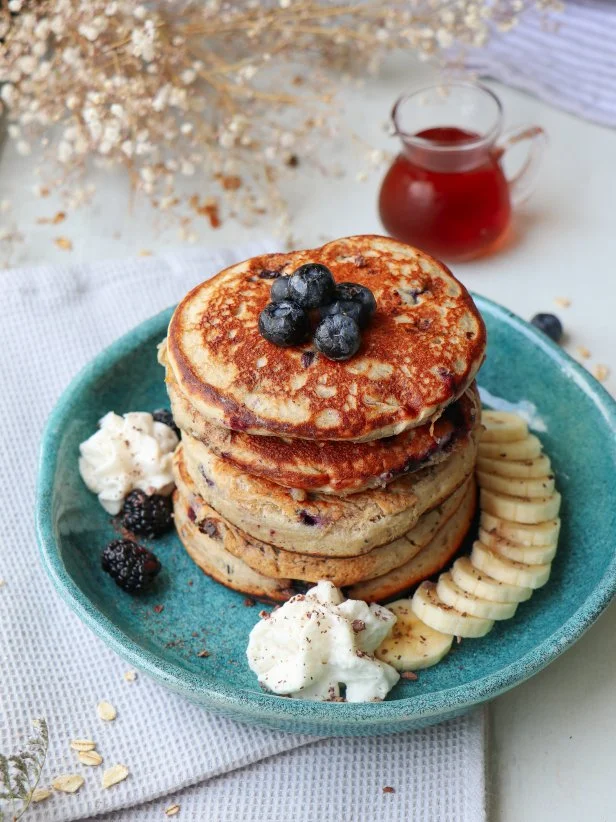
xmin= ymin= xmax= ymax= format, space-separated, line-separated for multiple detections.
xmin=378 ymin=82 xmax=546 ymax=262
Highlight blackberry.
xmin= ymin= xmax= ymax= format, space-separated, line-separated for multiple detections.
xmin=152 ymin=408 xmax=180 ymax=439
xmin=121 ymin=489 xmax=173 ymax=538
xmin=101 ymin=539 xmax=161 ymax=593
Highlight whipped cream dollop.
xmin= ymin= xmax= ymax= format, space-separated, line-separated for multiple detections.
xmin=247 ymin=581 xmax=400 ymax=702
xmin=79 ymin=412 xmax=179 ymax=514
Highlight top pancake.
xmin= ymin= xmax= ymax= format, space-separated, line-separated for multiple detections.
xmin=166 ymin=235 xmax=486 ymax=442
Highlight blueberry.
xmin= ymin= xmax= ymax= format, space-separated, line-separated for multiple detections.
xmin=314 ymin=314 xmax=361 ymax=361
xmin=288 ymin=263 xmax=336 ymax=309
xmin=335 ymin=282 xmax=377 ymax=324
xmin=258 ymin=301 xmax=310 ymax=347
xmin=319 ymin=299 xmax=365 ymax=328
xmin=270 ymin=275 xmax=291 ymax=303
xmin=531 ymin=313 xmax=563 ymax=343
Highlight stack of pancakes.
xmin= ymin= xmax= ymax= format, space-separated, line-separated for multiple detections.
xmin=161 ymin=236 xmax=486 ymax=602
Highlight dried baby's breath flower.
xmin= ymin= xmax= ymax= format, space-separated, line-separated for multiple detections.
xmin=102 ymin=763 xmax=129 ymax=788
xmin=51 ymin=774 xmax=85 ymax=794
xmin=0 ymin=223 xmax=25 ymax=267
xmin=96 ymin=700 xmax=117 ymax=721
xmin=554 ymin=297 xmax=571 ymax=308
xmin=576 ymin=346 xmax=591 ymax=360
xmin=70 ymin=739 xmax=96 ymax=752
xmin=123 ymin=670 xmax=138 ymax=681
xmin=0 ymin=0 xmax=558 ymax=232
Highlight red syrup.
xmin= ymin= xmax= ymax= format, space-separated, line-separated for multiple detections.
xmin=379 ymin=126 xmax=512 ymax=261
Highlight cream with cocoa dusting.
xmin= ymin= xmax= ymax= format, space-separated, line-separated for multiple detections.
xmin=79 ymin=412 xmax=178 ymax=514
xmin=246 ymin=581 xmax=400 ymax=702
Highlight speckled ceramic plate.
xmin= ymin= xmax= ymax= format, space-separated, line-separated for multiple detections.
xmin=36 ymin=296 xmax=616 ymax=736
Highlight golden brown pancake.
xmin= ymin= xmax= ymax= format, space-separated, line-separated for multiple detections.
xmin=165 ymin=235 xmax=486 ymax=442
xmin=166 ymin=366 xmax=480 ymax=494
xmin=346 ymin=480 xmax=477 ymax=603
xmin=172 ymin=475 xmax=476 ymax=604
xmin=174 ymin=445 xmax=472 ymax=586
xmin=178 ymin=424 xmax=479 ymax=556
xmin=174 ymin=492 xmax=294 ymax=602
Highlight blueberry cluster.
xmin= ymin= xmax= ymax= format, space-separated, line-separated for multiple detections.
xmin=258 ymin=263 xmax=376 ymax=361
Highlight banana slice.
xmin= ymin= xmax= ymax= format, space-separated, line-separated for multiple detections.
xmin=477 ymin=454 xmax=552 ymax=479
xmin=478 ymin=435 xmax=542 ymax=461
xmin=451 ymin=557 xmax=532 ymax=603
xmin=375 ymin=599 xmax=453 ymax=671
xmin=477 ymin=471 xmax=555 ymax=499
xmin=478 ymin=527 xmax=557 ymax=564
xmin=437 ymin=572 xmax=518 ymax=620
xmin=481 ymin=410 xmax=529 ymax=443
xmin=480 ymin=511 xmax=560 ymax=547
xmin=480 ymin=488 xmax=561 ymax=524
xmin=471 ymin=541 xmax=551 ymax=589
xmin=411 ymin=581 xmax=494 ymax=638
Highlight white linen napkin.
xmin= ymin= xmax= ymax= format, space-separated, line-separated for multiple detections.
xmin=0 ymin=243 xmax=487 ymax=822
xmin=466 ymin=0 xmax=616 ymax=128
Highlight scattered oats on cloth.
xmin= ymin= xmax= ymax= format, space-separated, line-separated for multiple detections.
xmin=70 ymin=739 xmax=96 ymax=752
xmin=0 ymin=243 xmax=487 ymax=821
xmin=51 ymin=774 xmax=85 ymax=794
xmin=97 ymin=701 xmax=117 ymax=722
xmin=79 ymin=750 xmax=103 ymax=767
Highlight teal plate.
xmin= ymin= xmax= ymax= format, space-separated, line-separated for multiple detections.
xmin=36 ymin=296 xmax=616 ymax=736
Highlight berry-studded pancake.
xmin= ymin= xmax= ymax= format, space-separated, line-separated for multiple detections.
xmin=165 ymin=364 xmax=479 ymax=494
xmin=173 ymin=466 xmax=476 ymax=604
xmin=173 ymin=493 xmax=294 ymax=602
xmin=346 ymin=480 xmax=477 ymax=603
xmin=179 ymin=425 xmax=479 ymax=557
xmin=173 ymin=446 xmax=471 ymax=587
xmin=165 ymin=235 xmax=486 ymax=442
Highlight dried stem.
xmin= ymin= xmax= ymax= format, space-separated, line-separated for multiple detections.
xmin=0 ymin=0 xmax=563 ymax=242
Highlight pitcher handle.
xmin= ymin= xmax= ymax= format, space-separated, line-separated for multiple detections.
xmin=497 ymin=125 xmax=547 ymax=207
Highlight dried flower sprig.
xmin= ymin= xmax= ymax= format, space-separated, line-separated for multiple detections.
xmin=0 ymin=718 xmax=49 ymax=822
xmin=0 ymin=0 xmax=562 ymax=234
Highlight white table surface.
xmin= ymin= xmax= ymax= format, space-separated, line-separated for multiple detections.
xmin=1 ymin=57 xmax=614 ymax=822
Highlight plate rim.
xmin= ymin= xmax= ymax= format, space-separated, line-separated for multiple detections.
xmin=36 ymin=296 xmax=616 ymax=730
